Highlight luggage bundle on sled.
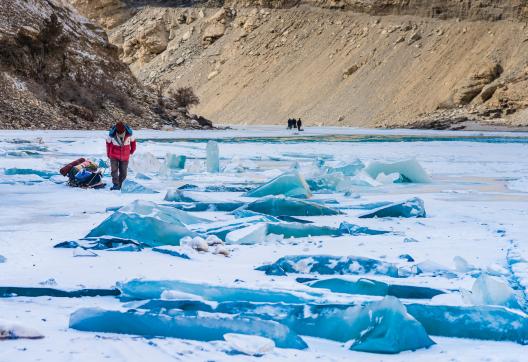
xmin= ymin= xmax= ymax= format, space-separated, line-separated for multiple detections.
xmin=59 ymin=158 xmax=106 ymax=189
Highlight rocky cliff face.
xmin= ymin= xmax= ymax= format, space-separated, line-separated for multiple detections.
xmin=0 ymin=0 xmax=212 ymax=129
xmin=68 ymin=0 xmax=528 ymax=128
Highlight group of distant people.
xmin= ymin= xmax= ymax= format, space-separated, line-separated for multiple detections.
xmin=287 ymin=118 xmax=303 ymax=131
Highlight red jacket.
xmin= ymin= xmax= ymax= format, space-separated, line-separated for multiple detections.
xmin=106 ymin=131 xmax=136 ymax=161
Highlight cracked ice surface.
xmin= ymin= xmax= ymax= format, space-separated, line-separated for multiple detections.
xmin=0 ymin=127 xmax=527 ymax=361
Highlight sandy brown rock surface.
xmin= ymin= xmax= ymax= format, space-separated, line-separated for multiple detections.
xmin=67 ymin=1 xmax=528 ymax=129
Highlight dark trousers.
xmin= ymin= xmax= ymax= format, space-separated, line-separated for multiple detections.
xmin=110 ymin=159 xmax=128 ymax=187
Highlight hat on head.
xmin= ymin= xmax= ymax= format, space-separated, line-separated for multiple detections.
xmin=115 ymin=121 xmax=126 ymax=134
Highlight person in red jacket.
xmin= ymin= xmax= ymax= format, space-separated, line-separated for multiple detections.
xmin=106 ymin=121 xmax=136 ymax=190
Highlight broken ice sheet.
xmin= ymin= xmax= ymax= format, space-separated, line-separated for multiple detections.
xmin=120 ymin=179 xmax=158 ymax=194
xmin=86 ymin=200 xmax=205 ymax=247
xmin=256 ymin=255 xmax=403 ymax=277
xmin=69 ymin=308 xmax=307 ymax=349
xmin=244 ymin=171 xmax=312 ymax=198
xmin=0 ymin=320 xmax=44 ymax=340
xmin=327 ymin=159 xmax=365 ymax=176
xmin=303 ymin=278 xmax=445 ymax=299
xmin=243 ymin=195 xmax=342 ymax=216
xmin=364 ymin=159 xmax=431 ymax=183
xmin=359 ymin=197 xmax=426 ymax=218
xmin=117 ymin=279 xmax=319 ymax=303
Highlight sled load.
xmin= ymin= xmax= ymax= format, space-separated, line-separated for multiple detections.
xmin=59 ymin=158 xmax=106 ymax=189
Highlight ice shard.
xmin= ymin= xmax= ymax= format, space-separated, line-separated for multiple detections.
xmin=193 ymin=216 xmax=273 ymax=241
xmin=117 ymin=279 xmax=319 ymax=303
xmin=0 ymin=255 xmax=5 ymax=263
xmin=206 ymin=140 xmax=220 ymax=173
xmin=69 ymin=308 xmax=307 ymax=349
xmin=406 ymin=303 xmax=528 ymax=344
xmin=225 ymin=223 xmax=268 ymax=245
xmin=166 ymin=154 xmax=187 ymax=170
xmin=244 ymin=171 xmax=312 ymax=199
xmin=256 ymin=255 xmax=402 ymax=277
xmin=359 ymin=197 xmax=426 ymax=218
xmin=303 ymin=278 xmax=445 ymax=299
xmin=55 ymin=237 xmax=144 ymax=251
xmin=364 ymin=159 xmax=431 ymax=183
xmin=167 ymin=202 xmax=245 ymax=212
xmin=86 ymin=201 xmax=205 ymax=247
xmin=152 ymin=246 xmax=191 ymax=259
xmin=346 ymin=297 xmax=435 ymax=354
xmin=120 ymin=180 xmax=158 ymax=194
xmin=164 ymin=189 xmax=197 ymax=202
xmin=470 ymin=274 xmax=521 ymax=309
xmin=243 ymin=196 xmax=342 ymax=216
xmin=337 ymin=222 xmax=390 ymax=235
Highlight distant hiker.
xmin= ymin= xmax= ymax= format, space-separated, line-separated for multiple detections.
xmin=297 ymin=118 xmax=303 ymax=131
xmin=287 ymin=118 xmax=293 ymax=129
xmin=106 ymin=121 xmax=136 ymax=190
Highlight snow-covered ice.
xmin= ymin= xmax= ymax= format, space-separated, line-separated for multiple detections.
xmin=0 ymin=126 xmax=527 ymax=361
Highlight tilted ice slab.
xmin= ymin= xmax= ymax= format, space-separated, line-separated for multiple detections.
xmin=117 ymin=279 xmax=320 ymax=303
xmin=69 ymin=308 xmax=307 ymax=349
xmin=256 ymin=255 xmax=403 ymax=277
xmin=327 ymin=159 xmax=365 ymax=176
xmin=242 ymin=196 xmax=342 ymax=216
xmin=303 ymin=278 xmax=445 ymax=299
xmin=86 ymin=200 xmax=207 ymax=247
xmin=364 ymin=159 xmax=431 ymax=183
xmin=244 ymin=171 xmax=312 ymax=199
xmin=120 ymin=179 xmax=158 ymax=194
xmin=138 ymin=297 xmax=434 ymax=354
xmin=359 ymin=197 xmax=426 ymax=218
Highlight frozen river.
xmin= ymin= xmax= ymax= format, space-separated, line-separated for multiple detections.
xmin=0 ymin=127 xmax=527 ymax=361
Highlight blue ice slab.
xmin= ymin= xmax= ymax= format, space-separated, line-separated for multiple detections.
xmin=327 ymin=159 xmax=365 ymax=176
xmin=346 ymin=296 xmax=435 ymax=353
xmin=193 ymin=216 xmax=273 ymax=241
xmin=117 ymin=279 xmax=318 ymax=303
xmin=303 ymin=278 xmax=445 ymax=299
xmin=232 ymin=209 xmax=281 ymax=222
xmin=256 ymin=255 xmax=403 ymax=277
xmin=364 ymin=159 xmax=431 ymax=183
xmin=358 ymin=197 xmax=426 ymax=218
xmin=86 ymin=201 xmax=205 ymax=247
xmin=164 ymin=189 xmax=196 ymax=202
xmin=120 ymin=180 xmax=158 ymax=194
xmin=166 ymin=154 xmax=186 ymax=169
xmin=244 ymin=171 xmax=312 ymax=199
xmin=4 ymin=168 xmax=57 ymax=179
xmin=138 ymin=297 xmax=434 ymax=353
xmin=69 ymin=308 xmax=307 ymax=349
xmin=406 ymin=304 xmax=528 ymax=344
xmin=206 ymin=141 xmax=220 ymax=173
xmin=0 ymin=255 xmax=5 ymax=263
xmin=243 ymin=196 xmax=342 ymax=216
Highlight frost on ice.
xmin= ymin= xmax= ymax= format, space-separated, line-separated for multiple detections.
xmin=244 ymin=171 xmax=312 ymax=198
xmin=69 ymin=308 xmax=308 ymax=349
